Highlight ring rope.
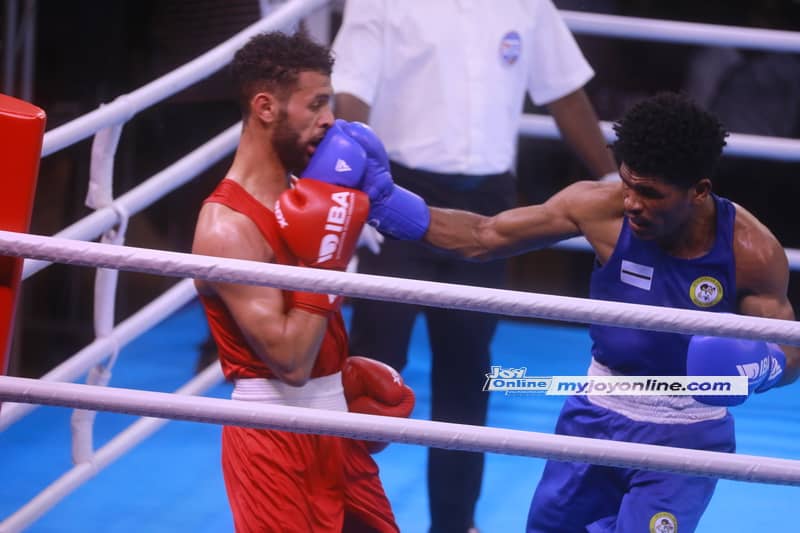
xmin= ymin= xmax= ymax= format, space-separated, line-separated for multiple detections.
xmin=23 ymin=124 xmax=241 ymax=280
xmin=0 ymin=279 xmax=197 ymax=431
xmin=1 ymin=375 xmax=799 ymax=486
xmin=519 ymin=113 xmax=800 ymax=162
xmin=0 ymin=364 xmax=224 ymax=533
xmin=561 ymin=9 xmax=800 ymax=52
xmin=1 ymin=230 xmax=798 ymax=345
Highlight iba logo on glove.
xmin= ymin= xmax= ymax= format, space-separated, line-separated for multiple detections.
xmin=318 ymin=191 xmax=355 ymax=262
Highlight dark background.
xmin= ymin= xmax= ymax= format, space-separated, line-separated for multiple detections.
xmin=3 ymin=0 xmax=799 ymax=377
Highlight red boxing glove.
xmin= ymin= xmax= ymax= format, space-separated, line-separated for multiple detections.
xmin=276 ymin=179 xmax=369 ymax=270
xmin=276 ymin=179 xmax=369 ymax=316
xmin=342 ymin=356 xmax=415 ymax=454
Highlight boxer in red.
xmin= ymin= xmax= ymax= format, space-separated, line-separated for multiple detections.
xmin=192 ymin=31 xmax=412 ymax=532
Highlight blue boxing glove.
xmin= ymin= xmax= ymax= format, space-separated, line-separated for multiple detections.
xmin=686 ymin=335 xmax=784 ymax=406
xmin=301 ymin=121 xmax=367 ymax=188
xmin=338 ymin=120 xmax=431 ymax=241
xmin=754 ymin=342 xmax=786 ymax=393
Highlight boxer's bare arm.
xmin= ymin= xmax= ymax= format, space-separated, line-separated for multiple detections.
xmin=424 ymin=181 xmax=622 ymax=262
xmin=193 ymin=203 xmax=327 ymax=386
xmin=734 ymin=205 xmax=799 ymax=386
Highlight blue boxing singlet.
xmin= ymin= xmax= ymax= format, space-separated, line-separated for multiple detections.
xmin=589 ymin=194 xmax=737 ymax=376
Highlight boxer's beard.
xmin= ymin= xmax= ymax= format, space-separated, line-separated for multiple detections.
xmin=272 ymin=108 xmax=306 ymax=174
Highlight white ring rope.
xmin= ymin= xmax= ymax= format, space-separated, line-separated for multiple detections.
xmin=0 ymin=279 xmax=197 ymax=431
xmin=1 ymin=375 xmax=799 ymax=486
xmin=23 ymin=124 xmax=241 ymax=280
xmin=561 ymin=10 xmax=800 ymax=52
xmin=519 ymin=114 xmax=800 ymax=163
xmin=0 ymin=230 xmax=798 ymax=345
xmin=0 ymin=364 xmax=225 ymax=533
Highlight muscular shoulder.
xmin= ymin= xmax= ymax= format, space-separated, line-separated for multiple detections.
xmin=733 ymin=204 xmax=788 ymax=294
xmin=549 ymin=180 xmax=623 ymax=233
xmin=192 ymin=203 xmax=274 ymax=264
xmin=556 ymin=180 xmax=624 ymax=259
xmin=568 ymin=179 xmax=622 ymax=215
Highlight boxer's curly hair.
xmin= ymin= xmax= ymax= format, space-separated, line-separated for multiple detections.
xmin=610 ymin=92 xmax=729 ymax=188
xmin=231 ymin=31 xmax=333 ymax=117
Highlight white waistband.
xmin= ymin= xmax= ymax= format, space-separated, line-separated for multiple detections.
xmin=232 ymin=372 xmax=347 ymax=411
xmin=586 ymin=359 xmax=727 ymax=424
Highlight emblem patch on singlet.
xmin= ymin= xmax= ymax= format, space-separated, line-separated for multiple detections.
xmin=499 ymin=31 xmax=521 ymax=65
xmin=650 ymin=511 xmax=677 ymax=533
xmin=689 ymin=276 xmax=724 ymax=308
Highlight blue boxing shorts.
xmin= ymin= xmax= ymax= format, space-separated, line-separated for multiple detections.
xmin=526 ymin=395 xmax=735 ymax=533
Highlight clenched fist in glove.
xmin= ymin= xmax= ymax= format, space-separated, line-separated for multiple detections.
xmin=686 ymin=335 xmax=787 ymax=406
xmin=275 ymin=179 xmax=369 ymax=316
xmin=342 ymin=356 xmax=416 ymax=453
xmin=338 ymin=120 xmax=431 ymax=241
xmin=302 ymin=121 xmax=367 ymax=188
xmin=302 ymin=119 xmax=430 ymax=241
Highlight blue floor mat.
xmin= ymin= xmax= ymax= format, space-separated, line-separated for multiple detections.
xmin=1 ymin=301 xmax=798 ymax=532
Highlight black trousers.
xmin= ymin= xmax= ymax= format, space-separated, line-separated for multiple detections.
xmin=349 ymin=162 xmax=516 ymax=533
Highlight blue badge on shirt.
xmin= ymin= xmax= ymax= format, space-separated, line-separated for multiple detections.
xmin=499 ymin=31 xmax=522 ymax=65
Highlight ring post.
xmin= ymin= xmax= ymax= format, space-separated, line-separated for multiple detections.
xmin=0 ymin=94 xmax=46 ymax=391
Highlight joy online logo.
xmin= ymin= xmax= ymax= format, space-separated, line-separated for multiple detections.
xmin=484 ymin=367 xmax=746 ymax=396
xmin=483 ymin=366 xmax=551 ymax=393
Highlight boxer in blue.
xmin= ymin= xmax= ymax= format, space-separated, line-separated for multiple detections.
xmin=304 ymin=92 xmax=799 ymax=532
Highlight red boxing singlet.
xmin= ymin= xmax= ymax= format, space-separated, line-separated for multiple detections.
xmin=198 ymin=179 xmax=349 ymax=380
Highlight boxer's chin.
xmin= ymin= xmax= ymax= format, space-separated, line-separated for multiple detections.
xmin=627 ymin=217 xmax=655 ymax=239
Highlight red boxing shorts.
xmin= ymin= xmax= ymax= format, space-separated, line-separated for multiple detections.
xmin=222 ymin=426 xmax=398 ymax=532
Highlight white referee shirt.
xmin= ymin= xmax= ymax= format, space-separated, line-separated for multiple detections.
xmin=332 ymin=0 xmax=594 ymax=175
